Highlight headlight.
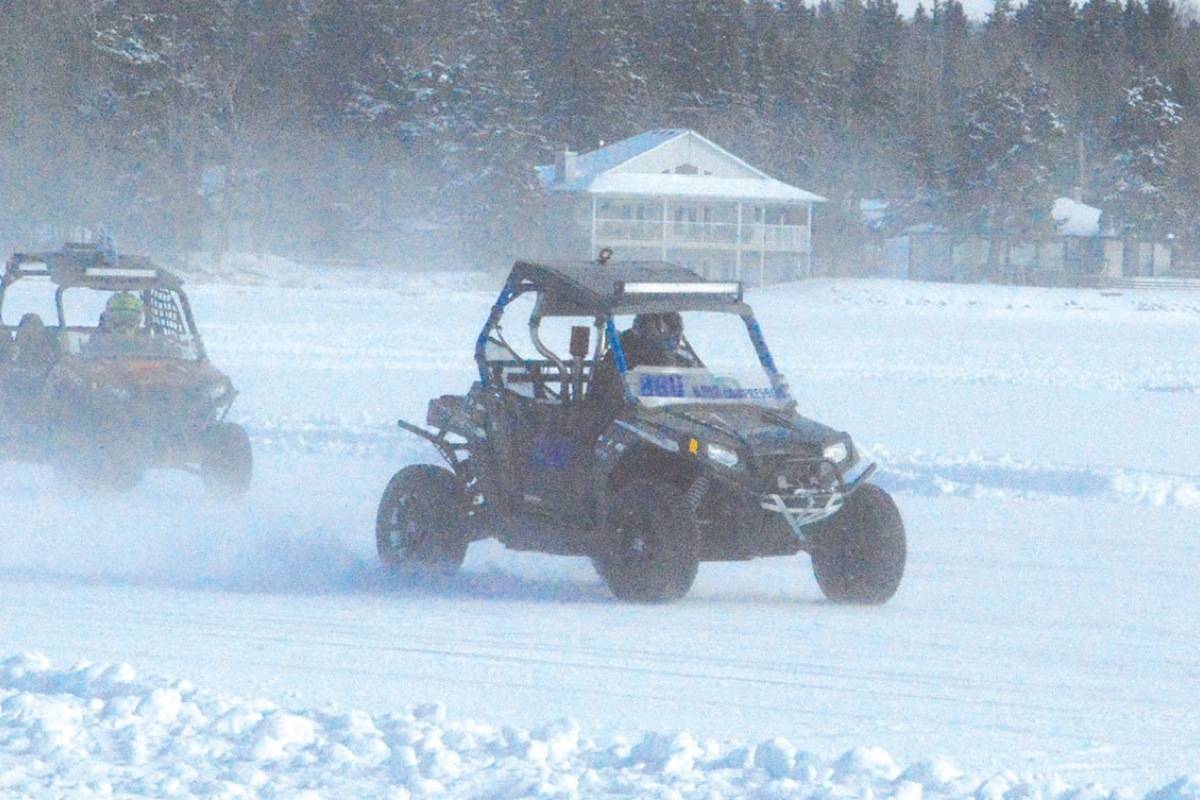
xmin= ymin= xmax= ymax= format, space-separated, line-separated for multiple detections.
xmin=705 ymin=442 xmax=740 ymax=468
xmin=822 ymin=441 xmax=849 ymax=464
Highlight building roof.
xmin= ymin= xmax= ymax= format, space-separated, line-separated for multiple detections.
xmin=1052 ymin=197 xmax=1102 ymax=237
xmin=506 ymin=260 xmax=746 ymax=316
xmin=536 ymin=129 xmax=826 ymax=204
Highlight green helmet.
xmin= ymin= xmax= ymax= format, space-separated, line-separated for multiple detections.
xmin=105 ymin=292 xmax=143 ymax=330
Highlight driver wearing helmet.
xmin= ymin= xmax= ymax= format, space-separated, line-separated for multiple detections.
xmin=86 ymin=292 xmax=145 ymax=355
xmin=621 ymin=312 xmax=691 ymax=370
xmin=591 ymin=312 xmax=694 ymax=410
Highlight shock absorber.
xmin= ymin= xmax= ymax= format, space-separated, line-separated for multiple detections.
xmin=686 ymin=476 xmax=710 ymax=515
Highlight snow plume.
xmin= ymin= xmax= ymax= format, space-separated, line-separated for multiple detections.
xmin=0 ymin=453 xmax=607 ymax=601
xmin=0 ymin=459 xmax=366 ymax=595
xmin=1 ymin=652 xmax=1196 ymax=799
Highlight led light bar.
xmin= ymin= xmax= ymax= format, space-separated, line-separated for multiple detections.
xmin=617 ymin=281 xmax=741 ymax=296
xmin=85 ymin=267 xmax=157 ymax=279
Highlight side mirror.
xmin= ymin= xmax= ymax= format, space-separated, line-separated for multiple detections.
xmin=569 ymin=326 xmax=590 ymax=359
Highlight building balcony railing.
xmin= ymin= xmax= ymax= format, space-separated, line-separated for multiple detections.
xmin=593 ymin=218 xmax=808 ymax=252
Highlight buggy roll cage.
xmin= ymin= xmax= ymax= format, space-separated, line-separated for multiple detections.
xmin=0 ymin=248 xmax=207 ymax=361
xmin=397 ymin=259 xmax=800 ymax=472
xmin=472 ymin=261 xmax=794 ymax=407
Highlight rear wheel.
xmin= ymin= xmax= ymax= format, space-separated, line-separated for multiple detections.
xmin=376 ymin=465 xmax=469 ymax=578
xmin=201 ymin=422 xmax=253 ymax=498
xmin=810 ymin=483 xmax=906 ymax=604
xmin=594 ymin=480 xmax=700 ymax=603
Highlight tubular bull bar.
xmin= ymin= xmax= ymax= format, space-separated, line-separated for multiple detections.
xmin=759 ymin=461 xmax=877 ymax=542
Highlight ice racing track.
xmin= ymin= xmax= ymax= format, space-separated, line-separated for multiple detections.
xmin=1 ymin=273 xmax=1197 ymax=795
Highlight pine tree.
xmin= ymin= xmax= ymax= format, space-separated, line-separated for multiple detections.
xmin=0 ymin=4 xmax=107 ymax=241
xmin=1146 ymin=0 xmax=1178 ymax=60
xmin=521 ymin=0 xmax=648 ymax=151
xmin=1123 ymin=0 xmax=1151 ymax=62
xmin=398 ymin=0 xmax=547 ymax=265
xmin=654 ymin=0 xmax=749 ymax=127
xmin=946 ymin=60 xmax=1066 ymax=243
xmin=304 ymin=0 xmax=418 ymax=130
xmin=1103 ymin=74 xmax=1183 ymax=236
xmin=92 ymin=0 xmax=313 ymax=251
xmin=850 ymin=0 xmax=905 ymax=195
xmin=1016 ymin=0 xmax=1078 ymax=56
xmin=986 ymin=0 xmax=1015 ymax=31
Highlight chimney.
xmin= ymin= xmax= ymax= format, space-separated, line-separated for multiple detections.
xmin=555 ymin=147 xmax=578 ymax=182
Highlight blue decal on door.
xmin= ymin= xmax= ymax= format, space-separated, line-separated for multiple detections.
xmin=530 ymin=437 xmax=575 ymax=470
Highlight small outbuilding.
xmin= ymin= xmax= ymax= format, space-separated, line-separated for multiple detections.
xmin=536 ymin=129 xmax=826 ymax=284
xmin=883 ymin=196 xmax=1175 ymax=285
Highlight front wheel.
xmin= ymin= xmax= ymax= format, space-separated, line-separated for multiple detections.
xmin=376 ymin=465 xmax=469 ymax=578
xmin=594 ymin=480 xmax=700 ymax=603
xmin=201 ymin=422 xmax=253 ymax=499
xmin=809 ymin=483 xmax=906 ymax=604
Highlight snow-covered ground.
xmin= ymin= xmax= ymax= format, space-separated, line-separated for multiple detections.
xmin=1 ymin=270 xmax=1198 ymax=797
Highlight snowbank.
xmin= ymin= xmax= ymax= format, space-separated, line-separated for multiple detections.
xmin=1 ymin=653 xmax=1192 ymax=799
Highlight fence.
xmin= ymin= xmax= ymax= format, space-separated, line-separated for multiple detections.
xmin=1103 ymin=276 xmax=1200 ymax=290
xmin=593 ymin=218 xmax=808 ymax=252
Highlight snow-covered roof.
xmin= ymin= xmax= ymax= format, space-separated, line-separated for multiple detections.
xmin=543 ymin=129 xmax=686 ymax=185
xmin=1052 ymin=197 xmax=1102 ymax=237
xmin=581 ymin=173 xmax=823 ymax=203
xmin=537 ymin=129 xmax=826 ymax=204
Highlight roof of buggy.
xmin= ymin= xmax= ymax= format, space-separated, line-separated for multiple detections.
xmin=3 ymin=245 xmax=183 ymax=291
xmin=506 ymin=260 xmax=745 ymax=316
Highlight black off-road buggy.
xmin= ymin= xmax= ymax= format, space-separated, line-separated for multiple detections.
xmin=0 ymin=243 xmax=251 ymax=495
xmin=378 ymin=260 xmax=905 ymax=603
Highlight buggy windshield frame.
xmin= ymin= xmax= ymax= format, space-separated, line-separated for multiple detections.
xmin=475 ymin=260 xmax=794 ymax=409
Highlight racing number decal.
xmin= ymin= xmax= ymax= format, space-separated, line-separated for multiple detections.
xmin=639 ymin=374 xmax=685 ymax=399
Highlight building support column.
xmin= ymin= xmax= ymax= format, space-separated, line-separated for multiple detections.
xmin=589 ymin=196 xmax=597 ymax=260
xmin=661 ymin=198 xmax=668 ymax=261
xmin=760 ymin=232 xmax=766 ymax=288
xmin=735 ymin=202 xmax=743 ymax=281
xmin=805 ymin=203 xmax=814 ymax=278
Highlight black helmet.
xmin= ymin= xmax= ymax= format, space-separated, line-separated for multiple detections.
xmin=632 ymin=312 xmax=683 ymax=351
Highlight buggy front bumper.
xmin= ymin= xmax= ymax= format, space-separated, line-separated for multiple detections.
xmin=758 ymin=460 xmax=876 ymax=542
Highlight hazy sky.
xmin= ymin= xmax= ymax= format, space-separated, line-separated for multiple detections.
xmin=897 ymin=0 xmax=994 ymax=18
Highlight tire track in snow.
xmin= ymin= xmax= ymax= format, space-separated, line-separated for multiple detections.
xmin=5 ymin=586 xmax=1161 ymax=747
xmin=868 ymin=447 xmax=1200 ymax=508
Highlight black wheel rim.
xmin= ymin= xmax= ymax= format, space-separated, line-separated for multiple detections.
xmin=611 ymin=495 xmax=657 ymax=565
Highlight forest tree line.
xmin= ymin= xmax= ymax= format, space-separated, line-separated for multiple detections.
xmin=1 ymin=0 xmax=1198 ymax=268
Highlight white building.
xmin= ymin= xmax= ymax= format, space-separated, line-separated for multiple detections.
xmin=536 ymin=129 xmax=826 ymax=284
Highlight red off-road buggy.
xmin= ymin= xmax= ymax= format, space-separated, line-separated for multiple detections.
xmin=0 ymin=243 xmax=250 ymax=495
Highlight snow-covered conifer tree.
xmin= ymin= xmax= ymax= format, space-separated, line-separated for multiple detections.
xmin=946 ymin=60 xmax=1066 ymax=254
xmin=1102 ymin=74 xmax=1183 ymax=236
